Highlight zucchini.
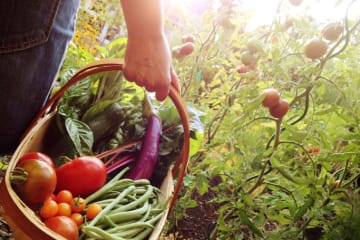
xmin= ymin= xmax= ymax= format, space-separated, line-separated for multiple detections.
xmin=84 ymin=103 xmax=124 ymax=145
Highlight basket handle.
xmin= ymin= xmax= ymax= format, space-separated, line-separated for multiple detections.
xmin=24 ymin=58 xmax=190 ymax=211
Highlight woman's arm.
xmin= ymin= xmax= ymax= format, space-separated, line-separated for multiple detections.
xmin=120 ymin=0 xmax=179 ymax=101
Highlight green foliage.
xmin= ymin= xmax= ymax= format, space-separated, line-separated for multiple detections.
xmin=167 ymin=0 xmax=360 ymax=239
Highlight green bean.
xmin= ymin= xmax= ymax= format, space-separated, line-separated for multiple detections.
xmin=110 ymin=207 xmax=154 ymax=238
xmin=146 ymin=210 xmax=165 ymax=225
xmin=131 ymin=227 xmax=154 ymax=240
xmin=82 ymin=225 xmax=126 ymax=240
xmin=113 ymin=226 xmax=151 ymax=239
xmin=116 ymin=185 xmax=154 ymax=212
xmin=86 ymin=179 xmax=133 ymax=203
xmin=139 ymin=203 xmax=152 ymax=222
xmin=103 ymin=214 xmax=117 ymax=228
xmin=88 ymin=185 xmax=136 ymax=227
xmin=133 ymin=178 xmax=151 ymax=185
xmin=107 ymin=201 xmax=149 ymax=224
xmin=105 ymin=221 xmax=153 ymax=233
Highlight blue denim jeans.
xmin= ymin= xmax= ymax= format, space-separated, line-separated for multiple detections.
xmin=0 ymin=0 xmax=80 ymax=153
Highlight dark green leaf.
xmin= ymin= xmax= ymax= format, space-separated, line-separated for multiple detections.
xmin=65 ymin=118 xmax=94 ymax=156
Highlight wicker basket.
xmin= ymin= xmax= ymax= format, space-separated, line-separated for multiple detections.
xmin=0 ymin=59 xmax=190 ymax=240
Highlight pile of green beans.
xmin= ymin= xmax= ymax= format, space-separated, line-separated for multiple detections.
xmin=80 ymin=168 xmax=166 ymax=240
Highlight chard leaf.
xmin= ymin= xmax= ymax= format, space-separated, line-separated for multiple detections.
xmin=65 ymin=118 xmax=94 ymax=156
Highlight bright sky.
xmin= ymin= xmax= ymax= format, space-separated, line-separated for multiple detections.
xmin=167 ymin=0 xmax=360 ymax=30
xmin=245 ymin=0 xmax=360 ymax=30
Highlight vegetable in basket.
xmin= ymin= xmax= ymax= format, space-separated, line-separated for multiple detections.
xmin=11 ymin=158 xmax=57 ymax=205
xmin=81 ymin=167 xmax=166 ymax=240
xmin=55 ymin=156 xmax=107 ymax=197
xmin=125 ymin=93 xmax=162 ymax=180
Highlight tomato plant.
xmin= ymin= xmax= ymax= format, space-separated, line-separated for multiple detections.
xmin=55 ymin=156 xmax=106 ymax=197
xmin=44 ymin=216 xmax=79 ymax=240
xmin=165 ymin=0 xmax=360 ymax=239
xmin=240 ymin=50 xmax=256 ymax=66
xmin=262 ymin=88 xmax=280 ymax=108
xmin=11 ymin=159 xmax=57 ymax=205
xmin=304 ymin=38 xmax=328 ymax=59
xmin=322 ymin=22 xmax=343 ymax=41
xmin=269 ymin=99 xmax=289 ymax=118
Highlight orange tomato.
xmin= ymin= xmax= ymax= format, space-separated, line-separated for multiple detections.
xmin=56 ymin=190 xmax=73 ymax=204
xmin=57 ymin=202 xmax=72 ymax=217
xmin=86 ymin=203 xmax=102 ymax=220
xmin=40 ymin=199 xmax=59 ymax=219
xmin=70 ymin=213 xmax=84 ymax=226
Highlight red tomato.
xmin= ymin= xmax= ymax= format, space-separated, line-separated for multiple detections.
xmin=45 ymin=216 xmax=79 ymax=240
xmin=262 ymin=88 xmax=280 ymax=108
xmin=237 ymin=66 xmax=250 ymax=74
xmin=182 ymin=34 xmax=196 ymax=43
xmin=18 ymin=152 xmax=55 ymax=168
xmin=269 ymin=99 xmax=289 ymax=118
xmin=56 ymin=156 xmax=106 ymax=197
xmin=70 ymin=197 xmax=86 ymax=213
xmin=308 ymin=147 xmax=320 ymax=154
xmin=12 ymin=159 xmax=57 ymax=205
xmin=172 ymin=42 xmax=195 ymax=59
xmin=180 ymin=42 xmax=195 ymax=56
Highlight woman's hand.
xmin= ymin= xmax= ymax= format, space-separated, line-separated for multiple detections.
xmin=123 ymin=33 xmax=179 ymax=101
xmin=120 ymin=0 xmax=180 ymax=101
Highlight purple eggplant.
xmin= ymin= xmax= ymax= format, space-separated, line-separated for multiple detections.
xmin=125 ymin=113 xmax=162 ymax=180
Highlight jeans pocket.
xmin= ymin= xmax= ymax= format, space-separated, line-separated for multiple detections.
xmin=0 ymin=0 xmax=61 ymax=54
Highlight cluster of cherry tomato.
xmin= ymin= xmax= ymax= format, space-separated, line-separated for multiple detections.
xmin=40 ymin=188 xmax=102 ymax=239
xmin=40 ymin=190 xmax=101 ymax=223
xmin=262 ymin=88 xmax=289 ymax=119
xmin=38 ymin=190 xmax=102 ymax=239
